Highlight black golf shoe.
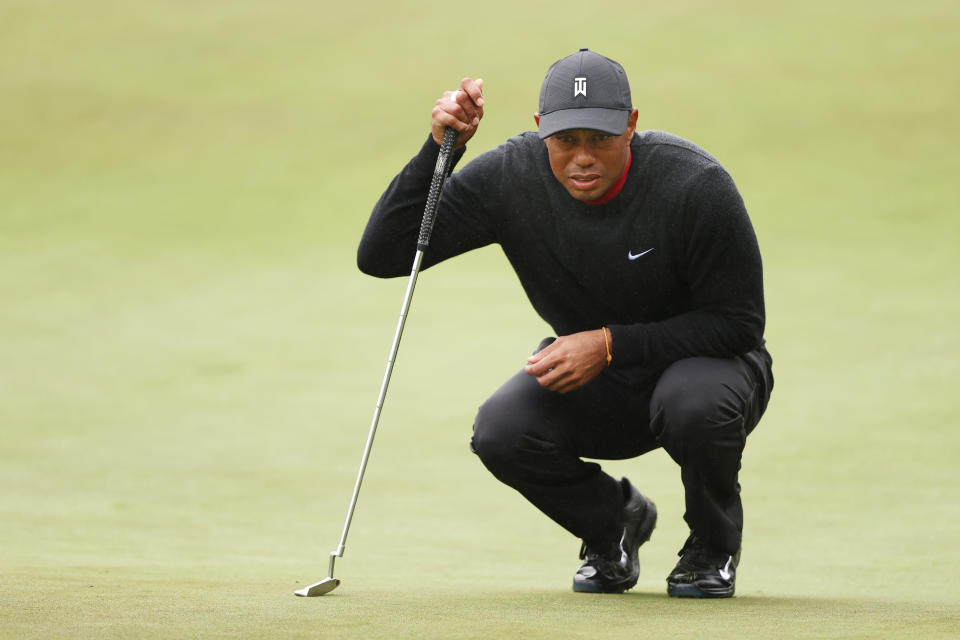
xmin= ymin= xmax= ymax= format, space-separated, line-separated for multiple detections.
xmin=572 ymin=478 xmax=657 ymax=594
xmin=666 ymin=533 xmax=741 ymax=598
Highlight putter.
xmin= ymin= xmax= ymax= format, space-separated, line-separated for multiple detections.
xmin=295 ymin=127 xmax=460 ymax=597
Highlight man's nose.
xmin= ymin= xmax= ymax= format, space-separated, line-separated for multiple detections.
xmin=572 ymin=144 xmax=595 ymax=166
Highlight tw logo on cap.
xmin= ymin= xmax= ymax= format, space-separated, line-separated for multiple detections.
xmin=574 ymin=77 xmax=586 ymax=97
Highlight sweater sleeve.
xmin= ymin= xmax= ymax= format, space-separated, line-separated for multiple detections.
xmin=607 ymin=166 xmax=765 ymax=367
xmin=357 ymin=135 xmax=497 ymax=277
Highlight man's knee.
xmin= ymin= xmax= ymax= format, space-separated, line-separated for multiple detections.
xmin=471 ymin=382 xmax=567 ymax=480
xmin=650 ymin=358 xmax=747 ymax=449
xmin=470 ymin=394 xmax=520 ymax=470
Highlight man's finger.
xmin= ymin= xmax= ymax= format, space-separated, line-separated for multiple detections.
xmin=527 ymin=339 xmax=557 ymax=363
xmin=459 ymin=77 xmax=485 ymax=107
xmin=432 ymin=105 xmax=470 ymax=133
xmin=530 ymin=366 xmax=559 ymax=389
xmin=525 ymin=346 xmax=557 ymax=376
xmin=524 ymin=361 xmax=547 ymax=378
xmin=541 ymin=367 xmax=578 ymax=393
xmin=448 ymin=88 xmax=481 ymax=125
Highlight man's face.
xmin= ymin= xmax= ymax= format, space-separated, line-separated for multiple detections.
xmin=536 ymin=109 xmax=638 ymax=202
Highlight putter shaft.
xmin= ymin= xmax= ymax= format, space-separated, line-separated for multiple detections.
xmin=333 ymin=249 xmax=425 ymax=561
xmin=295 ymin=128 xmax=459 ymax=597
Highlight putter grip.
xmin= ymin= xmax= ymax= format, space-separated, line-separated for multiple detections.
xmin=416 ymin=127 xmax=460 ymax=250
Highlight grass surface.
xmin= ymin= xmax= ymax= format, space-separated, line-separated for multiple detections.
xmin=2 ymin=0 xmax=959 ymax=638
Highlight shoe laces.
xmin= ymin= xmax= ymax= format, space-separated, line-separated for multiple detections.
xmin=579 ymin=536 xmax=621 ymax=562
xmin=677 ymin=533 xmax=703 ymax=558
xmin=676 ymin=533 xmax=727 ymax=572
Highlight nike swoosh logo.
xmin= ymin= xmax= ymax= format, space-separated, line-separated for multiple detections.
xmin=718 ymin=557 xmax=734 ymax=581
xmin=627 ymin=248 xmax=654 ymax=260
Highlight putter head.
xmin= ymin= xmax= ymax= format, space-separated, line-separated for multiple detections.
xmin=294 ymin=577 xmax=341 ymax=597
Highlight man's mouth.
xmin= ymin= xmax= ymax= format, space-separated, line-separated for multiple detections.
xmin=569 ymin=174 xmax=601 ymax=190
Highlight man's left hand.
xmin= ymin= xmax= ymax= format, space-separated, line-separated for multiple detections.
xmin=524 ymin=329 xmax=608 ymax=393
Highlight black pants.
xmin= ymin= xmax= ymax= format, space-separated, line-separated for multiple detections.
xmin=470 ymin=340 xmax=773 ymax=556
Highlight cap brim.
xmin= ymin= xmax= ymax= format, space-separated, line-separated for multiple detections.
xmin=537 ymin=108 xmax=630 ymax=139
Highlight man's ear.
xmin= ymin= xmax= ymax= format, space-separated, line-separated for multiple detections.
xmin=534 ymin=113 xmax=541 ymax=127
xmin=625 ymin=108 xmax=638 ymax=138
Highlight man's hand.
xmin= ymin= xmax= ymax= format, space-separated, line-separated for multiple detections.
xmin=432 ymin=77 xmax=484 ymax=149
xmin=524 ymin=329 xmax=609 ymax=394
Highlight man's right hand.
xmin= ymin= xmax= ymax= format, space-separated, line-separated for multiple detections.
xmin=432 ymin=77 xmax=484 ymax=149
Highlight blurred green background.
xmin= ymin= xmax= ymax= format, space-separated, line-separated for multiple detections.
xmin=2 ymin=0 xmax=957 ymax=637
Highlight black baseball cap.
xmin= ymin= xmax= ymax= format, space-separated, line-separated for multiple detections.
xmin=537 ymin=48 xmax=632 ymax=140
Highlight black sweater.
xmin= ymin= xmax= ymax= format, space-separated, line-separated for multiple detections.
xmin=358 ymin=130 xmax=766 ymax=389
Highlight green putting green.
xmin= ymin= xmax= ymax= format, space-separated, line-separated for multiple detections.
xmin=2 ymin=1 xmax=958 ymax=637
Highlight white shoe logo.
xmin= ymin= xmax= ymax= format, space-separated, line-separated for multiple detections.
xmin=579 ymin=566 xmax=597 ymax=578
xmin=718 ymin=557 xmax=734 ymax=582
xmin=627 ymin=248 xmax=654 ymax=260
